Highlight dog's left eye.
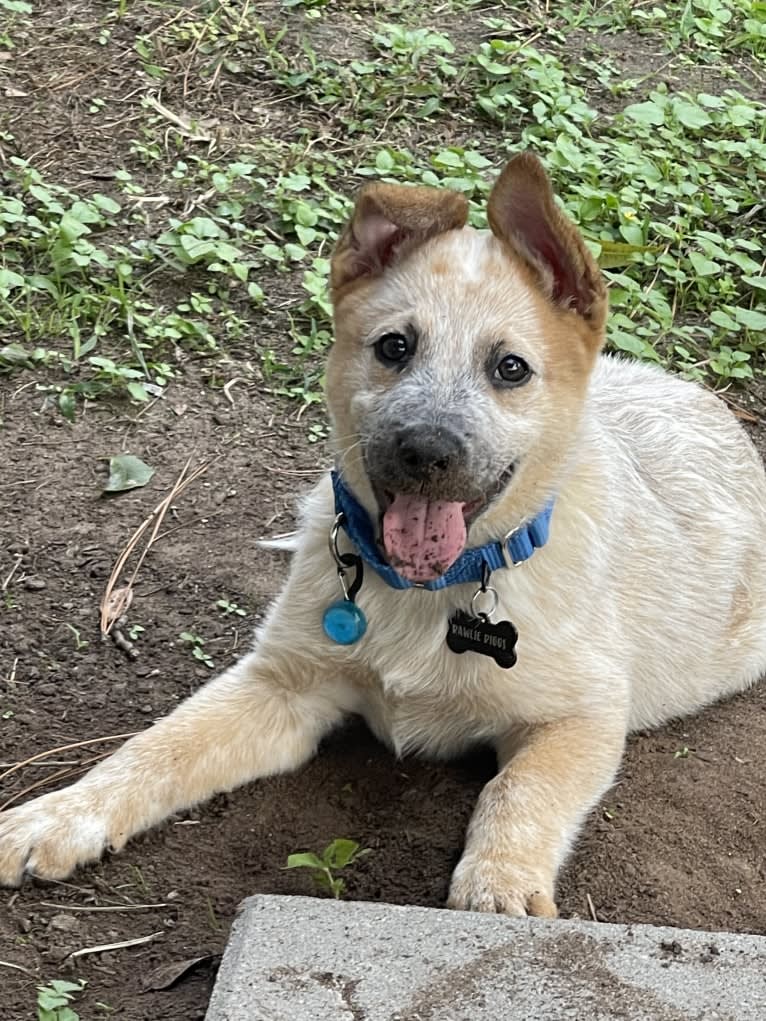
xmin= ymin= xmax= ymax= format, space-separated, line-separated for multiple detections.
xmin=494 ymin=354 xmax=532 ymax=387
xmin=375 ymin=332 xmax=414 ymax=367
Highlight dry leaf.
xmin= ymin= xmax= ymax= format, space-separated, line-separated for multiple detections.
xmin=103 ymin=454 xmax=155 ymax=494
xmin=732 ymin=408 xmax=759 ymax=423
xmin=143 ymin=954 xmax=220 ymax=991
xmin=102 ymin=585 xmax=133 ymax=629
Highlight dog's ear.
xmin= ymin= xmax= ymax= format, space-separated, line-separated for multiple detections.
xmin=331 ymin=182 xmax=468 ymax=292
xmin=487 ymin=152 xmax=606 ymax=325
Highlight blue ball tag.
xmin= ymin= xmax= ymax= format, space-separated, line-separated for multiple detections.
xmin=322 ymin=600 xmax=367 ymax=645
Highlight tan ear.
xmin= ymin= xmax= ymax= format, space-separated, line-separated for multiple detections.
xmin=331 ymin=182 xmax=468 ymax=292
xmin=487 ymin=152 xmax=606 ymax=325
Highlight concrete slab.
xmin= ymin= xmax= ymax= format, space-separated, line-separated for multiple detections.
xmin=205 ymin=895 xmax=766 ymax=1021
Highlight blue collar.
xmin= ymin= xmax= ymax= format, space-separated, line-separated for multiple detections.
xmin=331 ymin=471 xmax=553 ymax=591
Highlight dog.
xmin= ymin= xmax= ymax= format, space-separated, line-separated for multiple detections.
xmin=2 ymin=152 xmax=765 ymax=917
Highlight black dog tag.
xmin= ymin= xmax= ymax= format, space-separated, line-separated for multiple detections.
xmin=446 ymin=611 xmax=518 ymax=669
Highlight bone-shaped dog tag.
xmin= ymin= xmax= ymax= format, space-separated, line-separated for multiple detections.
xmin=446 ymin=611 xmax=518 ymax=669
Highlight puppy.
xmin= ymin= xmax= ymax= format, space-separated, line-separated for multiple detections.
xmin=2 ymin=153 xmax=765 ymax=917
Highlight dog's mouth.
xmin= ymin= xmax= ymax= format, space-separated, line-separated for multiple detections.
xmin=372 ymin=464 xmax=516 ymax=584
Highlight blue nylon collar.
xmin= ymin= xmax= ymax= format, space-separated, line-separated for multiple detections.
xmin=331 ymin=471 xmax=553 ymax=591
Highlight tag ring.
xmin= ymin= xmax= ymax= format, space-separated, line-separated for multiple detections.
xmin=328 ymin=513 xmax=362 ymax=602
xmin=471 ymin=585 xmax=498 ymax=620
xmin=329 ymin=513 xmax=346 ymax=569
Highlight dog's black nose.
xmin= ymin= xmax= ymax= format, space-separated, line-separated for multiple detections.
xmin=394 ymin=426 xmax=465 ymax=481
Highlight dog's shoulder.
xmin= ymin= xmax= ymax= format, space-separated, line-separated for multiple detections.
xmin=588 ymin=355 xmax=758 ymax=466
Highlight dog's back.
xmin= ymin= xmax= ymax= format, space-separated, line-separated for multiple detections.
xmin=586 ymin=355 xmax=766 ymax=728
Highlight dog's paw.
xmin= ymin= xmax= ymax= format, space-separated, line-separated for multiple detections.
xmin=447 ymin=853 xmax=558 ymax=918
xmin=0 ymin=789 xmax=112 ymax=886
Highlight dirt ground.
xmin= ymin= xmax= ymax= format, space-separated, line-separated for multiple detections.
xmin=1 ymin=2 xmax=765 ymax=1020
xmin=1 ymin=375 xmax=765 ymax=1020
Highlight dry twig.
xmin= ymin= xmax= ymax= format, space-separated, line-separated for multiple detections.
xmin=0 ymin=733 xmax=138 ymax=787
xmin=0 ymin=755 xmax=108 ymax=812
xmin=1 ymin=555 xmax=23 ymax=593
xmin=0 ymin=959 xmax=35 ymax=976
xmin=67 ymin=930 xmax=164 ymax=960
xmin=40 ymin=901 xmax=167 ymax=913
xmin=144 ymin=97 xmax=217 ymax=143
xmin=586 ymin=892 xmax=599 ymax=922
xmin=100 ymin=459 xmax=211 ymax=635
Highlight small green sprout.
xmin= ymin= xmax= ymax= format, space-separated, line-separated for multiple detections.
xmin=180 ymin=631 xmax=214 ymax=668
xmin=284 ymin=838 xmax=371 ymax=899
xmin=64 ymin=623 xmax=89 ymax=651
xmin=216 ymin=598 xmax=246 ymax=617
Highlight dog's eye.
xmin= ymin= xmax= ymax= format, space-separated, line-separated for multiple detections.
xmin=494 ymin=354 xmax=532 ymax=387
xmin=375 ymin=332 xmax=414 ymax=367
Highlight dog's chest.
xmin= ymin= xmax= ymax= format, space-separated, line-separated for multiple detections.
xmin=361 ymin=674 xmax=507 ymax=757
xmin=353 ymin=587 xmax=558 ymax=756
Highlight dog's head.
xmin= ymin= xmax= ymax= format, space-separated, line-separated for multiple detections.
xmin=326 ymin=152 xmax=607 ymax=584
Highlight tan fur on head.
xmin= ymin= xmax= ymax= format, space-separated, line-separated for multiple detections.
xmin=331 ymin=181 xmax=468 ymax=297
xmin=325 ymin=152 xmax=609 ymax=538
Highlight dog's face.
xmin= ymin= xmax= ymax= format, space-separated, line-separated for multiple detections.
xmin=326 ymin=153 xmax=608 ymax=583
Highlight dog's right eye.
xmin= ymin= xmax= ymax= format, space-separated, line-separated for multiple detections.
xmin=374 ymin=332 xmax=414 ymax=367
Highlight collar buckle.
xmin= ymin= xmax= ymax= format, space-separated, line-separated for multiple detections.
xmin=501 ymin=526 xmax=524 ymax=569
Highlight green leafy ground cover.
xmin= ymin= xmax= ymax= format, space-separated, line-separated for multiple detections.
xmin=0 ymin=0 xmax=764 ymax=424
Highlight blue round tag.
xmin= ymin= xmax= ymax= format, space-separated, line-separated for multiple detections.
xmin=322 ymin=600 xmax=367 ymax=645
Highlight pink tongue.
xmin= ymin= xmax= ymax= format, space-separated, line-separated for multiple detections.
xmin=382 ymin=493 xmax=467 ymax=583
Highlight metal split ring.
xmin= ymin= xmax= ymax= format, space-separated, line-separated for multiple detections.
xmin=471 ymin=584 xmax=498 ymax=621
xmin=328 ymin=513 xmax=365 ymax=603
xmin=329 ymin=513 xmax=346 ymax=569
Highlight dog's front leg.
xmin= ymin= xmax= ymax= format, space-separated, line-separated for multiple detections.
xmin=0 ymin=647 xmax=355 ymax=886
xmin=447 ymin=714 xmax=626 ymax=917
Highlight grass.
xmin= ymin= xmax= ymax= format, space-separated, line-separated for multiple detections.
xmin=0 ymin=0 xmax=764 ymax=423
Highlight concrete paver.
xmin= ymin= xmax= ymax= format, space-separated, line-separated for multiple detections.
xmin=205 ymin=894 xmax=766 ymax=1020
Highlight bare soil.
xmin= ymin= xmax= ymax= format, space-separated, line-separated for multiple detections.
xmin=1 ymin=3 xmax=765 ymax=1020
xmin=1 ymin=377 xmax=765 ymax=1021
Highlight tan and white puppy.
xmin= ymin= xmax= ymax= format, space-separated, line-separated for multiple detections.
xmin=2 ymin=154 xmax=765 ymax=917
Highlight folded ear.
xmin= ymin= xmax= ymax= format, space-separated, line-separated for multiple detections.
xmin=487 ymin=152 xmax=607 ymax=326
xmin=331 ymin=182 xmax=468 ymax=293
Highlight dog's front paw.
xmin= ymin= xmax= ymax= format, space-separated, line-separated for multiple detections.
xmin=0 ymin=788 xmax=112 ymax=886
xmin=447 ymin=853 xmax=558 ymax=918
